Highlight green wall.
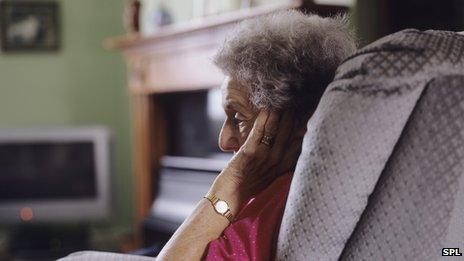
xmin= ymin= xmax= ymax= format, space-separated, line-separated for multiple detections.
xmin=0 ymin=0 xmax=133 ymax=238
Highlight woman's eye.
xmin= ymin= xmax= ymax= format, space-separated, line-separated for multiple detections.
xmin=234 ymin=112 xmax=247 ymax=122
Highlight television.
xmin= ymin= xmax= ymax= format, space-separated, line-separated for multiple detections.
xmin=0 ymin=127 xmax=111 ymax=223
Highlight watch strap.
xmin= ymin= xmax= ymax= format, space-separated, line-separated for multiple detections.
xmin=204 ymin=194 xmax=234 ymax=223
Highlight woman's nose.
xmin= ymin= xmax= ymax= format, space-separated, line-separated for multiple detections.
xmin=219 ymin=122 xmax=240 ymax=152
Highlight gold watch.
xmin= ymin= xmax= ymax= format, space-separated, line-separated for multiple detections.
xmin=204 ymin=194 xmax=234 ymax=223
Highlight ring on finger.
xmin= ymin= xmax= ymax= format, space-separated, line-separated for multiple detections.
xmin=260 ymin=135 xmax=274 ymax=147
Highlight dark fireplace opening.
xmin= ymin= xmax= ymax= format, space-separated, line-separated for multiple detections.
xmin=158 ymin=89 xmax=230 ymax=160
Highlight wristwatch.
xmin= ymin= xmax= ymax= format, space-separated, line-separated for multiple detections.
xmin=204 ymin=194 xmax=234 ymax=223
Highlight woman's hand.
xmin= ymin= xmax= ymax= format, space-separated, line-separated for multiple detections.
xmin=158 ymin=110 xmax=305 ymax=260
xmin=211 ymin=110 xmax=299 ymax=204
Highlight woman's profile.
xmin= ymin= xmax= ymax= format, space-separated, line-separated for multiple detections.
xmin=157 ymin=10 xmax=357 ymax=260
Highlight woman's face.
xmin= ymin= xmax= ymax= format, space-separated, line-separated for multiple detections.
xmin=219 ymin=77 xmax=258 ymax=153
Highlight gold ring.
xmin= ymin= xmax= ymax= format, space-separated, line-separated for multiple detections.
xmin=260 ymin=135 xmax=274 ymax=147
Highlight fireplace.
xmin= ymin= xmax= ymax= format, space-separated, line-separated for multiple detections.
xmin=143 ymin=88 xmax=232 ymax=252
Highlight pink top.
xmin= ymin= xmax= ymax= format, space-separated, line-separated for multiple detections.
xmin=205 ymin=172 xmax=293 ymax=261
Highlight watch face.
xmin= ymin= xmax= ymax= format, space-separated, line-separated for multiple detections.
xmin=215 ymin=200 xmax=228 ymax=214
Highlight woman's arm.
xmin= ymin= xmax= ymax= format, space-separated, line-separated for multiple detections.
xmin=156 ymin=174 xmax=241 ymax=260
xmin=157 ymin=110 xmax=295 ymax=260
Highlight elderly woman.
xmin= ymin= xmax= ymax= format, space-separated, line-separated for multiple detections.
xmin=158 ymin=10 xmax=356 ymax=260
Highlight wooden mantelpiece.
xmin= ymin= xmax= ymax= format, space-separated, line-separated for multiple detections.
xmin=106 ymin=2 xmax=302 ymax=95
xmin=107 ymin=0 xmax=348 ymax=248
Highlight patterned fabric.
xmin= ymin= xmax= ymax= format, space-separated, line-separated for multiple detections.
xmin=277 ymin=29 xmax=464 ymax=260
xmin=58 ymin=251 xmax=155 ymax=261
xmin=341 ymin=75 xmax=464 ymax=261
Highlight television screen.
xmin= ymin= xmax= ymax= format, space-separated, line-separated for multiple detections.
xmin=0 ymin=142 xmax=96 ymax=202
xmin=0 ymin=127 xmax=110 ymax=223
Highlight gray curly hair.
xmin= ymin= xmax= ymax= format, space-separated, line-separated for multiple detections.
xmin=214 ymin=10 xmax=357 ymax=112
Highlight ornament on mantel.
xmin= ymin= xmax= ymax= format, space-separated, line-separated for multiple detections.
xmin=123 ymin=0 xmax=141 ymax=33
xmin=140 ymin=0 xmax=173 ymax=36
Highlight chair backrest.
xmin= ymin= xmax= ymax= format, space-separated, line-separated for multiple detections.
xmin=277 ymin=29 xmax=464 ymax=260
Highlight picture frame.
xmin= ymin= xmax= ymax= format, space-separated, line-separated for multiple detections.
xmin=0 ymin=1 xmax=60 ymax=52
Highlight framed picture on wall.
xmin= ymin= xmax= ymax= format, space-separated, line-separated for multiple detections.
xmin=0 ymin=1 xmax=60 ymax=52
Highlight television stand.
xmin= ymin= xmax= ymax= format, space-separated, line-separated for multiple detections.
xmin=8 ymin=223 xmax=90 ymax=260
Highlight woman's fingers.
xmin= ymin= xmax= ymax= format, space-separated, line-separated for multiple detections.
xmin=268 ymin=110 xmax=294 ymax=165
xmin=245 ymin=110 xmax=268 ymax=144
xmin=263 ymin=111 xmax=280 ymax=138
xmin=241 ymin=110 xmax=281 ymax=160
xmin=240 ymin=110 xmax=269 ymax=159
xmin=240 ymin=109 xmax=294 ymax=169
xmin=252 ymin=110 xmax=280 ymax=160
